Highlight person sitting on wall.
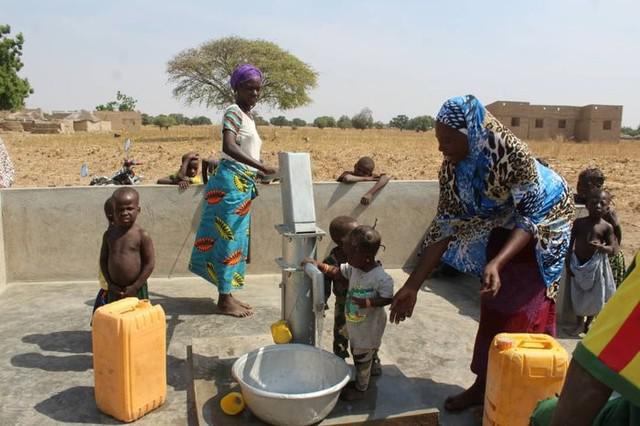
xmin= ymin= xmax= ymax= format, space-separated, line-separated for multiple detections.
xmin=157 ymin=152 xmax=218 ymax=189
xmin=337 ymin=156 xmax=391 ymax=205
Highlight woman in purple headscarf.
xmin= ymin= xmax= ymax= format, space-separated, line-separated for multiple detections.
xmin=189 ymin=64 xmax=277 ymax=318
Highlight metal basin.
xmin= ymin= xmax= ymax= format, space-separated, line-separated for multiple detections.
xmin=231 ymin=344 xmax=351 ymax=425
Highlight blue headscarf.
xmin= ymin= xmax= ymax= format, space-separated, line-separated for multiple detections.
xmin=435 ymin=95 xmax=490 ymax=216
xmin=426 ymin=95 xmax=574 ymax=290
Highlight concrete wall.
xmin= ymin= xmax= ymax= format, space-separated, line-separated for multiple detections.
xmin=0 ymin=181 xmax=439 ymax=283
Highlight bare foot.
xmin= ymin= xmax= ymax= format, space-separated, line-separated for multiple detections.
xmin=217 ymin=294 xmax=253 ymax=318
xmin=444 ymin=379 xmax=484 ymax=412
xmin=230 ymin=294 xmax=253 ymax=309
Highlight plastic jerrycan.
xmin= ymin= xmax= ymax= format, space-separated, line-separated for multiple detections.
xmin=92 ymin=297 xmax=167 ymax=422
xmin=483 ymin=333 xmax=568 ymax=426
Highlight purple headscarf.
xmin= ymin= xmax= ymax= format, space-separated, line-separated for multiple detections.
xmin=230 ymin=64 xmax=263 ymax=90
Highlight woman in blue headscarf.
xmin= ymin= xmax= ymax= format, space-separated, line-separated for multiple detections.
xmin=390 ymin=95 xmax=575 ymax=411
xmin=189 ymin=64 xmax=277 ymax=318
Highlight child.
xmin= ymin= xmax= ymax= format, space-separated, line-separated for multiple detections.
xmin=322 ymin=216 xmax=359 ymax=360
xmin=575 ymin=167 xmax=625 ymax=286
xmin=304 ymin=225 xmax=394 ymax=401
xmin=100 ymin=187 xmax=155 ymax=303
xmin=566 ymin=190 xmax=617 ymax=335
xmin=338 ymin=156 xmax=391 ymax=205
xmin=157 ymin=152 xmax=212 ymax=189
xmin=93 ymin=197 xmax=113 ymax=313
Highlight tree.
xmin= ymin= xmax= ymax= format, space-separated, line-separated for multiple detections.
xmin=352 ymin=107 xmax=374 ymax=130
xmin=0 ymin=25 xmax=33 ymax=110
xmin=96 ymin=91 xmax=138 ymax=111
xmin=407 ymin=115 xmax=435 ymax=132
xmin=188 ymin=116 xmax=212 ymax=125
xmin=291 ymin=118 xmax=307 ymax=127
xmin=389 ymin=114 xmax=409 ymax=130
xmin=153 ymin=114 xmax=177 ymax=130
xmin=337 ymin=115 xmax=352 ymax=129
xmin=167 ymin=37 xmax=318 ymax=111
xmin=169 ymin=113 xmax=188 ymax=125
xmin=253 ymin=115 xmax=269 ymax=126
xmin=313 ymin=116 xmax=336 ymax=129
xmin=373 ymin=121 xmax=385 ymax=129
xmin=621 ymin=125 xmax=640 ymax=137
xmin=270 ymin=116 xmax=289 ymax=127
xmin=141 ymin=113 xmax=154 ymax=125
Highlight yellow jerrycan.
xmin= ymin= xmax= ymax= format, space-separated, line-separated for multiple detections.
xmin=92 ymin=297 xmax=166 ymax=422
xmin=483 ymin=333 xmax=568 ymax=426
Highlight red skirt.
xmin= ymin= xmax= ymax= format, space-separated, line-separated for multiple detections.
xmin=471 ymin=228 xmax=556 ymax=381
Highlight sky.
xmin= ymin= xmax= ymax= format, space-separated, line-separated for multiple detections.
xmin=4 ymin=0 xmax=640 ymax=126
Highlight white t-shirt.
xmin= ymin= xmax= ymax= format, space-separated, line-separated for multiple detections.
xmin=340 ymin=263 xmax=394 ymax=350
xmin=220 ymin=104 xmax=262 ymax=171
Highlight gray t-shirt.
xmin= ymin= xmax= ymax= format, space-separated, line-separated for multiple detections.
xmin=340 ymin=264 xmax=394 ymax=350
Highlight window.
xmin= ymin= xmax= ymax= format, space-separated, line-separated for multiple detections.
xmin=603 ymin=120 xmax=612 ymax=130
xmin=535 ymin=119 xmax=544 ymax=128
xmin=558 ymin=119 xmax=566 ymax=129
xmin=511 ymin=117 xmax=520 ymax=127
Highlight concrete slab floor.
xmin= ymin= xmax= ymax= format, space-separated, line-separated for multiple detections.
xmin=0 ymin=272 xmax=579 ymax=426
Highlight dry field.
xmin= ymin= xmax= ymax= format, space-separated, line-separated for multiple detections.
xmin=3 ymin=125 xmax=639 ymax=257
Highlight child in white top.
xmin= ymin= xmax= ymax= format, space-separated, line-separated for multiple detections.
xmin=304 ymin=225 xmax=394 ymax=401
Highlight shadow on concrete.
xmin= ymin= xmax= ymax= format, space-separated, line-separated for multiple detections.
xmin=150 ymin=293 xmax=217 ymax=316
xmin=34 ymin=386 xmax=119 ymax=424
xmin=401 ymin=229 xmax=427 ymax=272
xmin=12 ymin=352 xmax=93 ymax=372
xmin=168 ymin=197 xmax=203 ymax=278
xmin=326 ymin=183 xmax=354 ymax=208
xmin=420 ymin=275 xmax=481 ymax=322
xmin=23 ymin=330 xmax=92 ymax=353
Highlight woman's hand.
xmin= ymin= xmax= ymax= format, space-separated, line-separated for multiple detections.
xmin=481 ymin=260 xmax=502 ymax=298
xmin=389 ymin=286 xmax=418 ymax=324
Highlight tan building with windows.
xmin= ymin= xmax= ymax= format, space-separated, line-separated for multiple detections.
xmin=486 ymin=101 xmax=622 ymax=141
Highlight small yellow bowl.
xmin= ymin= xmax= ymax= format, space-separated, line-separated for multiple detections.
xmin=271 ymin=320 xmax=293 ymax=344
xmin=220 ymin=391 xmax=245 ymax=415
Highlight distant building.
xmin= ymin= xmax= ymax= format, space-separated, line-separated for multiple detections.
xmin=485 ymin=101 xmax=623 ymax=142
xmin=94 ymin=111 xmax=142 ymax=133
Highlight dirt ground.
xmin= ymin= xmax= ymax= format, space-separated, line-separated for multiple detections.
xmin=2 ymin=125 xmax=639 ymax=259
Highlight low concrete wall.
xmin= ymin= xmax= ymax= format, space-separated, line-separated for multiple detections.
xmin=0 ymin=181 xmax=439 ymax=283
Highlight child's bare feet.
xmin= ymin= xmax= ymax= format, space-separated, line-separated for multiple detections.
xmin=217 ymin=294 xmax=253 ymax=318
xmin=444 ymin=379 xmax=484 ymax=412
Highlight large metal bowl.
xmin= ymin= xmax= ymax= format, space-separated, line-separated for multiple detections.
xmin=231 ymin=344 xmax=351 ymax=426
